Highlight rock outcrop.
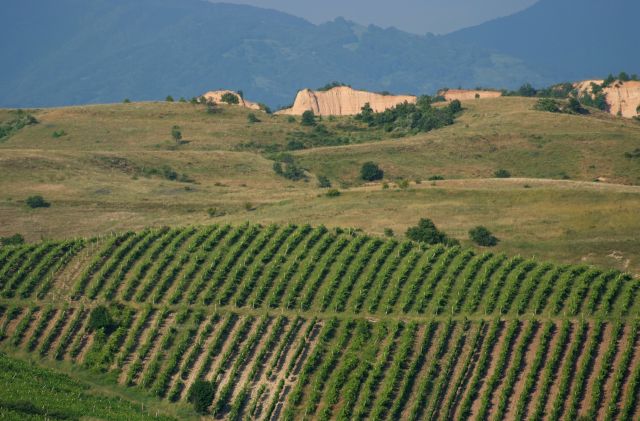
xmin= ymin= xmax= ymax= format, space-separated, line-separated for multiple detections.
xmin=201 ymin=90 xmax=262 ymax=111
xmin=275 ymin=86 xmax=416 ymax=116
xmin=438 ymin=89 xmax=502 ymax=101
xmin=574 ymin=80 xmax=640 ymax=118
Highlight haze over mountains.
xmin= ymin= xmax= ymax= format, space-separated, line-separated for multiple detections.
xmin=2 ymin=0 xmax=638 ymax=108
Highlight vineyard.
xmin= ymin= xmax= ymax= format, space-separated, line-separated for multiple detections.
xmin=0 ymin=223 xmax=639 ymax=420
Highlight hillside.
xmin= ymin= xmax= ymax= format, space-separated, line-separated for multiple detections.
xmin=1 ymin=97 xmax=639 ymax=273
xmin=6 ymin=0 xmax=635 ymax=109
xmin=0 ymin=223 xmax=639 ymax=420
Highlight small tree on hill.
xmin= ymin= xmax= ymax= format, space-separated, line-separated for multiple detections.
xmin=25 ymin=195 xmax=50 ymax=209
xmin=221 ymin=93 xmax=240 ymax=105
xmin=165 ymin=95 xmax=174 ymax=102
xmin=247 ymin=113 xmax=261 ymax=123
xmin=406 ymin=218 xmax=457 ymax=246
xmin=301 ymin=110 xmax=316 ymax=126
xmin=360 ymin=162 xmax=384 ymax=181
xmin=494 ymin=169 xmax=511 ymax=178
xmin=171 ymin=126 xmax=182 ymax=144
xmin=188 ymin=380 xmax=215 ymax=414
xmin=88 ymin=306 xmax=116 ymax=334
xmin=469 ymin=226 xmax=499 ymax=247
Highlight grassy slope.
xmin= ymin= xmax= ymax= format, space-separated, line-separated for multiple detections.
xmin=0 ymin=98 xmax=639 ymax=274
xmin=0 ymin=352 xmax=182 ymax=420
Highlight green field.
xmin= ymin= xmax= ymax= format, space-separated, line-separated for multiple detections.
xmin=0 ymin=223 xmax=639 ymax=420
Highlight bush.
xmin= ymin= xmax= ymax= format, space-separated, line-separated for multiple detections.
xmin=123 ymin=98 xmax=131 ymax=103
xmin=247 ymin=113 xmax=261 ymax=123
xmin=469 ymin=226 xmax=499 ymax=247
xmin=51 ymin=130 xmax=66 ymax=138
xmin=384 ymin=228 xmax=395 ymax=237
xmin=301 ymin=110 xmax=316 ymax=126
xmin=428 ymin=175 xmax=445 ymax=181
xmin=220 ymin=93 xmax=240 ymax=105
xmin=165 ymin=95 xmax=174 ymax=102
xmin=534 ymin=98 xmax=561 ymax=113
xmin=188 ymin=380 xmax=214 ymax=414
xmin=0 ymin=234 xmax=25 ymax=246
xmin=171 ymin=126 xmax=182 ymax=144
xmin=287 ymin=116 xmax=296 ymax=123
xmin=406 ymin=218 xmax=457 ymax=246
xmin=398 ymin=179 xmax=410 ymax=189
xmin=361 ymin=162 xmax=384 ymax=181
xmin=318 ymin=81 xmax=350 ymax=91
xmin=88 ymin=306 xmax=116 ymax=334
xmin=325 ymin=189 xmax=341 ymax=198
xmin=317 ymin=175 xmax=332 ymax=188
xmin=494 ymin=169 xmax=511 ymax=178
xmin=25 ymin=195 xmax=50 ymax=209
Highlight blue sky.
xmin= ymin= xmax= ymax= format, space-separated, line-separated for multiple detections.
xmin=214 ymin=0 xmax=538 ymax=34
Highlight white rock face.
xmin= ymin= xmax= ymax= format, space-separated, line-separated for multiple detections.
xmin=574 ymin=80 xmax=640 ymax=118
xmin=275 ymin=86 xmax=417 ymax=116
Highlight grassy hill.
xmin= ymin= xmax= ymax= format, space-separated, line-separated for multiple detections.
xmin=1 ymin=97 xmax=640 ymax=274
xmin=0 ymin=223 xmax=638 ymax=420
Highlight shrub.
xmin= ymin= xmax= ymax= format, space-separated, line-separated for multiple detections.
xmin=428 ymin=175 xmax=445 ymax=181
xmin=171 ymin=126 xmax=182 ymax=144
xmin=318 ymin=81 xmax=350 ymax=91
xmin=534 ymin=98 xmax=561 ymax=113
xmin=272 ymin=162 xmax=283 ymax=175
xmin=247 ymin=113 xmax=261 ymax=123
xmin=326 ymin=189 xmax=341 ymax=198
xmin=301 ymin=110 xmax=316 ymax=126
xmin=625 ymin=149 xmax=640 ymax=159
xmin=25 ymin=195 xmax=50 ymax=209
xmin=449 ymin=99 xmax=462 ymax=113
xmin=221 ymin=93 xmax=240 ymax=105
xmin=469 ymin=226 xmax=499 ymax=247
xmin=398 ymin=179 xmax=410 ymax=189
xmin=317 ymin=175 xmax=331 ymax=188
xmin=88 ymin=306 xmax=116 ymax=333
xmin=494 ymin=169 xmax=511 ymax=178
xmin=51 ymin=130 xmax=66 ymax=138
xmin=273 ymin=161 xmax=307 ymax=181
xmin=384 ymin=228 xmax=394 ymax=237
xmin=287 ymin=116 xmax=296 ymax=123
xmin=518 ymin=83 xmax=538 ymax=97
xmin=123 ymin=98 xmax=131 ymax=103
xmin=188 ymin=380 xmax=215 ymax=414
xmin=165 ymin=95 xmax=174 ymax=102
xmin=361 ymin=162 xmax=384 ymax=181
xmin=406 ymin=218 xmax=457 ymax=246
xmin=0 ymin=234 xmax=25 ymax=246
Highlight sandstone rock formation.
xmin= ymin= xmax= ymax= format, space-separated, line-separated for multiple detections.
xmin=438 ymin=89 xmax=502 ymax=101
xmin=275 ymin=86 xmax=416 ymax=116
xmin=574 ymin=80 xmax=640 ymax=118
xmin=201 ymin=90 xmax=262 ymax=111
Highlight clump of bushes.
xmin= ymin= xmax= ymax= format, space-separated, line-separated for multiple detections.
xmin=247 ymin=113 xmax=261 ymax=123
xmin=325 ymin=189 xmax=341 ymax=198
xmin=469 ymin=226 xmax=499 ymax=247
xmin=88 ymin=306 xmax=117 ymax=334
xmin=0 ymin=110 xmax=38 ymax=141
xmin=355 ymin=96 xmax=462 ymax=134
xmin=317 ymin=175 xmax=332 ymax=188
xmin=301 ymin=110 xmax=316 ymax=126
xmin=51 ymin=130 xmax=67 ymax=138
xmin=317 ymin=81 xmax=350 ymax=91
xmin=0 ymin=234 xmax=25 ymax=246
xmin=494 ymin=169 xmax=511 ymax=178
xmin=406 ymin=218 xmax=458 ymax=246
xmin=142 ymin=165 xmax=194 ymax=183
xmin=25 ymin=195 xmax=50 ymax=209
xmin=220 ymin=93 xmax=240 ymax=105
xmin=272 ymin=155 xmax=307 ymax=181
xmin=624 ymin=149 xmax=640 ymax=159
xmin=361 ymin=162 xmax=384 ymax=181
xmin=534 ymin=98 xmax=587 ymax=114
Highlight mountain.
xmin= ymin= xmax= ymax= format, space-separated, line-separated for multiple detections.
xmin=446 ymin=0 xmax=640 ymax=81
xmin=0 ymin=0 xmax=637 ymax=108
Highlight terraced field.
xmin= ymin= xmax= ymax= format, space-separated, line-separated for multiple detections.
xmin=0 ymin=223 xmax=639 ymax=420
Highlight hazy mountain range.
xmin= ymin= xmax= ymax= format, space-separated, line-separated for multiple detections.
xmin=2 ymin=0 xmax=638 ymax=108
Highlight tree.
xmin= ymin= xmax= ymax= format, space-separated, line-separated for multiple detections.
xmin=534 ymin=98 xmax=561 ymax=113
xmin=357 ymin=103 xmax=375 ymax=125
xmin=360 ymin=162 xmax=384 ymax=181
xmin=171 ymin=125 xmax=182 ymax=144
xmin=25 ymin=195 xmax=50 ymax=209
xmin=494 ymin=169 xmax=511 ymax=178
xmin=406 ymin=218 xmax=457 ymax=246
xmin=247 ymin=113 xmax=261 ymax=123
xmin=165 ymin=95 xmax=174 ymax=102
xmin=469 ymin=226 xmax=499 ymax=247
xmin=188 ymin=380 xmax=215 ymax=414
xmin=0 ymin=234 xmax=25 ymax=246
xmin=325 ymin=189 xmax=341 ymax=197
xmin=384 ymin=228 xmax=395 ymax=237
xmin=448 ymin=99 xmax=462 ymax=113
xmin=88 ymin=306 xmax=115 ymax=333
xmin=618 ymin=72 xmax=630 ymax=82
xmin=317 ymin=175 xmax=331 ymax=188
xmin=518 ymin=83 xmax=537 ymax=97
xmin=221 ymin=93 xmax=240 ymax=105
xmin=301 ymin=110 xmax=316 ymax=126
